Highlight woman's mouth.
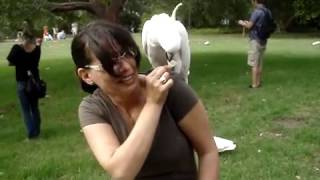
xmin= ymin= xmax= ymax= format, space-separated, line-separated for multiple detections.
xmin=119 ymin=74 xmax=134 ymax=83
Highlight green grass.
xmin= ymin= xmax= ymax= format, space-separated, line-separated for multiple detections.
xmin=0 ymin=33 xmax=320 ymax=180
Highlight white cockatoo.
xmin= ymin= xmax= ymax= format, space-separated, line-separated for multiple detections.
xmin=142 ymin=3 xmax=190 ymax=83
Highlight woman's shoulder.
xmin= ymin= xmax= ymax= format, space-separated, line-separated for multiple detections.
xmin=79 ymin=89 xmax=112 ymax=127
xmin=166 ymin=73 xmax=199 ymax=123
xmin=169 ymin=73 xmax=189 ymax=92
xmin=11 ymin=44 xmax=23 ymax=50
xmin=80 ymin=89 xmax=106 ymax=109
xmin=80 ymin=88 xmax=117 ymax=115
xmin=13 ymin=43 xmax=22 ymax=47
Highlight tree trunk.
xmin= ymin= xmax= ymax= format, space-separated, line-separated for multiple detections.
xmin=277 ymin=15 xmax=296 ymax=32
xmin=48 ymin=0 xmax=128 ymax=23
xmin=105 ymin=0 xmax=128 ymax=23
xmin=283 ymin=16 xmax=295 ymax=31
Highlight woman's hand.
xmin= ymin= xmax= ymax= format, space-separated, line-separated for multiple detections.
xmin=36 ymin=38 xmax=42 ymax=46
xmin=144 ymin=66 xmax=174 ymax=105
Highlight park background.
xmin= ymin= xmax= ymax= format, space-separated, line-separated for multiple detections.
xmin=0 ymin=0 xmax=320 ymax=179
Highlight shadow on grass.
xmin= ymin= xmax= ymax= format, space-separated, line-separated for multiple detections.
xmin=188 ymin=52 xmax=319 ymax=87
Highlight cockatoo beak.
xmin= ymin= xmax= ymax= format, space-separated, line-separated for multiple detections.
xmin=165 ymin=52 xmax=176 ymax=68
xmin=166 ymin=52 xmax=173 ymax=61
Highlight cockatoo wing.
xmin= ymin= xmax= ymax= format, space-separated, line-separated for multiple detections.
xmin=141 ymin=20 xmax=151 ymax=55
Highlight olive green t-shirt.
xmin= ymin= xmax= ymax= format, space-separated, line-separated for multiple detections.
xmin=79 ymin=76 xmax=198 ymax=179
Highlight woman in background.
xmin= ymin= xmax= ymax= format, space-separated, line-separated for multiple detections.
xmin=7 ymin=34 xmax=42 ymax=139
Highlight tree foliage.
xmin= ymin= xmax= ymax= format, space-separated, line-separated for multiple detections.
xmin=0 ymin=0 xmax=47 ymax=36
xmin=0 ymin=0 xmax=319 ymax=39
xmin=0 ymin=0 xmax=128 ymax=37
xmin=293 ymin=0 xmax=320 ymax=27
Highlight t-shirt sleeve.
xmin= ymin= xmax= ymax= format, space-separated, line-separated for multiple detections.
xmin=6 ymin=45 xmax=20 ymax=65
xmin=166 ymin=75 xmax=199 ymax=123
xmin=250 ymin=9 xmax=263 ymax=24
xmin=78 ymin=96 xmax=110 ymax=128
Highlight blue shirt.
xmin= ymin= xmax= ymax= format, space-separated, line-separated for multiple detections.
xmin=249 ymin=4 xmax=268 ymax=45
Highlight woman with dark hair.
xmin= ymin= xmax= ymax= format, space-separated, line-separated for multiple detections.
xmin=71 ymin=20 xmax=219 ymax=180
xmin=7 ymin=34 xmax=42 ymax=139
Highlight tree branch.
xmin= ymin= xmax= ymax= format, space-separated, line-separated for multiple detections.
xmin=47 ymin=0 xmax=127 ymax=22
xmin=48 ymin=2 xmax=96 ymax=15
xmin=106 ymin=0 xmax=128 ymax=22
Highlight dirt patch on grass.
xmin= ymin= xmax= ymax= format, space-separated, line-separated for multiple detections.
xmin=259 ymin=131 xmax=284 ymax=138
xmin=0 ymin=103 xmax=16 ymax=114
xmin=273 ymin=116 xmax=306 ymax=129
xmin=0 ymin=108 xmax=7 ymax=115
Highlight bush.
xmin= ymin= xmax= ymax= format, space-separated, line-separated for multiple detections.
xmin=0 ymin=31 xmax=4 ymax=41
xmin=120 ymin=11 xmax=142 ymax=33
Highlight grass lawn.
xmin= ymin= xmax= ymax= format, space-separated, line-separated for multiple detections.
xmin=0 ymin=33 xmax=319 ymax=180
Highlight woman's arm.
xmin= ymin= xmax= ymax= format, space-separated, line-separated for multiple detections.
xmin=35 ymin=46 xmax=41 ymax=66
xmin=35 ymin=38 xmax=42 ymax=65
xmin=179 ymin=101 xmax=219 ymax=180
xmin=83 ymin=102 xmax=163 ymax=180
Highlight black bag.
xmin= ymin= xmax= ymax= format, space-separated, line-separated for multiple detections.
xmin=257 ymin=7 xmax=277 ymax=40
xmin=25 ymin=71 xmax=47 ymax=98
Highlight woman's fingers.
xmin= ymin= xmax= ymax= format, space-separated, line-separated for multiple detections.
xmin=148 ymin=65 xmax=171 ymax=80
xmin=144 ymin=65 xmax=174 ymax=105
xmin=159 ymin=71 xmax=170 ymax=84
xmin=160 ymin=78 xmax=174 ymax=89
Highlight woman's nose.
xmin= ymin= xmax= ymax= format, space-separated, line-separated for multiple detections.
xmin=113 ymin=59 xmax=131 ymax=75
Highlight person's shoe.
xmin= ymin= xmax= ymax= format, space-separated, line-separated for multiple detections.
xmin=249 ymin=84 xmax=261 ymax=88
xmin=28 ymin=135 xmax=40 ymax=140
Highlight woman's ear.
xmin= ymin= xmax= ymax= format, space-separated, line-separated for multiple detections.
xmin=77 ymin=68 xmax=94 ymax=85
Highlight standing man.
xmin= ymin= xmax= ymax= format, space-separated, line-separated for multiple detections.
xmin=71 ymin=22 xmax=78 ymax=36
xmin=238 ymin=0 xmax=274 ymax=88
xmin=52 ymin=27 xmax=58 ymax=40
